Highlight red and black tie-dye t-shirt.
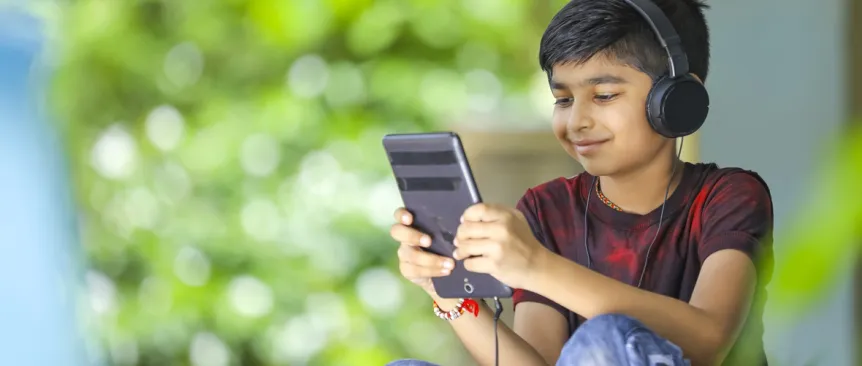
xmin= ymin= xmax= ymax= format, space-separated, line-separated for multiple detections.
xmin=513 ymin=162 xmax=773 ymax=365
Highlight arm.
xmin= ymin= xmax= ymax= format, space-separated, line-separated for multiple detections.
xmin=391 ymin=201 xmax=568 ymax=366
xmin=431 ymin=296 xmax=567 ymax=366
xmin=437 ymin=192 xmax=570 ymax=366
xmin=532 ymin=249 xmax=755 ymax=365
xmin=529 ymin=173 xmax=772 ymax=365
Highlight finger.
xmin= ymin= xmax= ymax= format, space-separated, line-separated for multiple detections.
xmin=463 ymin=257 xmax=495 ymax=274
xmin=461 ymin=203 xmax=510 ymax=223
xmin=452 ymin=239 xmax=501 ymax=261
xmin=390 ymin=224 xmax=431 ymax=247
xmin=400 ymin=261 xmax=451 ymax=278
xmin=393 ymin=207 xmax=413 ymax=225
xmin=455 ymin=221 xmax=502 ymax=241
xmin=398 ymin=244 xmax=455 ymax=270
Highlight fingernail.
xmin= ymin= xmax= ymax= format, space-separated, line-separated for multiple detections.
xmin=401 ymin=214 xmax=410 ymax=224
xmin=420 ymin=236 xmax=431 ymax=246
xmin=443 ymin=260 xmax=453 ymax=269
xmin=460 ymin=216 xmax=464 ymax=223
xmin=452 ymin=249 xmax=459 ymax=259
xmin=441 ymin=269 xmax=451 ymax=275
xmin=453 ymin=238 xmax=459 ymax=246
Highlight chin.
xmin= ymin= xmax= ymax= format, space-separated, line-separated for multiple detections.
xmin=578 ymin=160 xmax=618 ymax=177
xmin=578 ymin=158 xmax=623 ymax=177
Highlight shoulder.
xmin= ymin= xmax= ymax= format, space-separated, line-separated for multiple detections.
xmin=518 ymin=173 xmax=591 ymax=212
xmin=516 ymin=174 xmax=588 ymax=248
xmin=515 ymin=173 xmax=589 ymax=234
xmin=695 ymin=164 xmax=773 ymax=211
xmin=690 ymin=164 xmax=774 ymax=237
xmin=689 ymin=164 xmax=774 ymax=268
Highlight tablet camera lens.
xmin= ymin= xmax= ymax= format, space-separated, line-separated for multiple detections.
xmin=464 ymin=283 xmax=474 ymax=294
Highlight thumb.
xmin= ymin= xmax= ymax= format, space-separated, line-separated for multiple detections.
xmin=461 ymin=203 xmax=508 ymax=223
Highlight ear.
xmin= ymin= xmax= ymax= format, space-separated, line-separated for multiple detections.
xmin=689 ymin=73 xmax=704 ymax=84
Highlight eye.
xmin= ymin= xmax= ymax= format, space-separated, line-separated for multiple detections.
xmin=594 ymin=93 xmax=620 ymax=103
xmin=553 ymin=97 xmax=574 ymax=107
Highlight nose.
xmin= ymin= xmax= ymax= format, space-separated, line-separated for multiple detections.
xmin=566 ymin=98 xmax=594 ymax=132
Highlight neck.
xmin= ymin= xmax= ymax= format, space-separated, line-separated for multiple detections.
xmin=598 ymin=155 xmax=684 ymax=215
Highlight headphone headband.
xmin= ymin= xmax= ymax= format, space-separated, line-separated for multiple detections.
xmin=622 ymin=0 xmax=689 ymax=78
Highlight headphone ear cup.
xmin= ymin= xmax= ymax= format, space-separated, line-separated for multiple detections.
xmin=646 ymin=75 xmax=710 ymax=138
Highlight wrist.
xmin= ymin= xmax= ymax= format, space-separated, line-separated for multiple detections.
xmin=430 ymin=293 xmax=462 ymax=310
xmin=524 ymin=246 xmax=554 ymax=292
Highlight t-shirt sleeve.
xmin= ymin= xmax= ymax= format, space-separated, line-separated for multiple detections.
xmin=698 ymin=172 xmax=774 ymax=271
xmin=512 ymin=189 xmax=570 ymax=320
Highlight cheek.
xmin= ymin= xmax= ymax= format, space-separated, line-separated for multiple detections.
xmin=602 ymin=106 xmax=658 ymax=154
xmin=551 ymin=111 xmax=580 ymax=160
xmin=617 ymin=131 xmax=667 ymax=166
xmin=551 ymin=111 xmax=569 ymax=140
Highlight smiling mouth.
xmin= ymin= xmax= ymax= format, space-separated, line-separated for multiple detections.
xmin=572 ymin=140 xmax=608 ymax=155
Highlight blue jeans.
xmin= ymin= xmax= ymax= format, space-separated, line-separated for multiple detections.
xmin=387 ymin=314 xmax=689 ymax=366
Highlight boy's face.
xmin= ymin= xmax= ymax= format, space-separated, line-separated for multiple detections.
xmin=549 ymin=55 xmax=673 ymax=177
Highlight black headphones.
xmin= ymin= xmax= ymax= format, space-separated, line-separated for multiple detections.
xmin=623 ymin=0 xmax=710 ymax=138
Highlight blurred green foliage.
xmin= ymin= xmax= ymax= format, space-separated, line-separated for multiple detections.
xmin=768 ymin=122 xmax=862 ymax=317
xmin=45 ymin=0 xmax=862 ymax=364
xmin=50 ymin=0 xmax=566 ymax=365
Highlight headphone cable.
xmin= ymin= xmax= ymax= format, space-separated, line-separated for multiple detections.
xmin=492 ymin=297 xmax=503 ymax=366
xmin=584 ymin=137 xmax=684 ymax=287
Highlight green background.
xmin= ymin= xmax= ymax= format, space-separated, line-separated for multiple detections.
xmin=51 ymin=1 xmax=569 ymax=365
xmin=46 ymin=0 xmax=862 ymax=364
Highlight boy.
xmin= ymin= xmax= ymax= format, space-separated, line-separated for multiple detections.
xmin=388 ymin=0 xmax=772 ymax=365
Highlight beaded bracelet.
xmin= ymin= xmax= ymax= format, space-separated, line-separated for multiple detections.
xmin=433 ymin=298 xmax=480 ymax=321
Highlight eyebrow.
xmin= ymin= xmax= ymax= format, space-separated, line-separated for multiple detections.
xmin=550 ymin=74 xmax=628 ymax=90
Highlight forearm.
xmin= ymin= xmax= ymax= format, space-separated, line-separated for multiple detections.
xmin=432 ymin=296 xmax=548 ymax=366
xmin=530 ymin=253 xmax=723 ymax=365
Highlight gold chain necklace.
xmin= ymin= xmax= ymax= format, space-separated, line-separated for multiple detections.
xmin=595 ymin=179 xmax=624 ymax=212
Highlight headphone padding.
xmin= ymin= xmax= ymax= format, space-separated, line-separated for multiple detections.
xmin=646 ymin=75 xmax=710 ymax=138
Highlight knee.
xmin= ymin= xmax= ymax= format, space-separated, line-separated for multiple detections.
xmin=557 ymin=314 xmax=688 ymax=366
xmin=561 ymin=313 xmax=644 ymax=353
xmin=556 ymin=314 xmax=646 ymax=365
xmin=578 ymin=313 xmax=644 ymax=337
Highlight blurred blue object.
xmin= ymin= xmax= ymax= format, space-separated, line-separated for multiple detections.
xmin=0 ymin=7 xmax=92 ymax=366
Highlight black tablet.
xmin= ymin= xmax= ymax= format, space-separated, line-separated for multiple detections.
xmin=383 ymin=132 xmax=513 ymax=299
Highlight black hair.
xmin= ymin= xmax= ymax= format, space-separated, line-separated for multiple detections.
xmin=539 ymin=0 xmax=710 ymax=82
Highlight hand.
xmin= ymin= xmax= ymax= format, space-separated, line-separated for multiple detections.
xmin=452 ymin=203 xmax=547 ymax=289
xmin=390 ymin=208 xmax=456 ymax=297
